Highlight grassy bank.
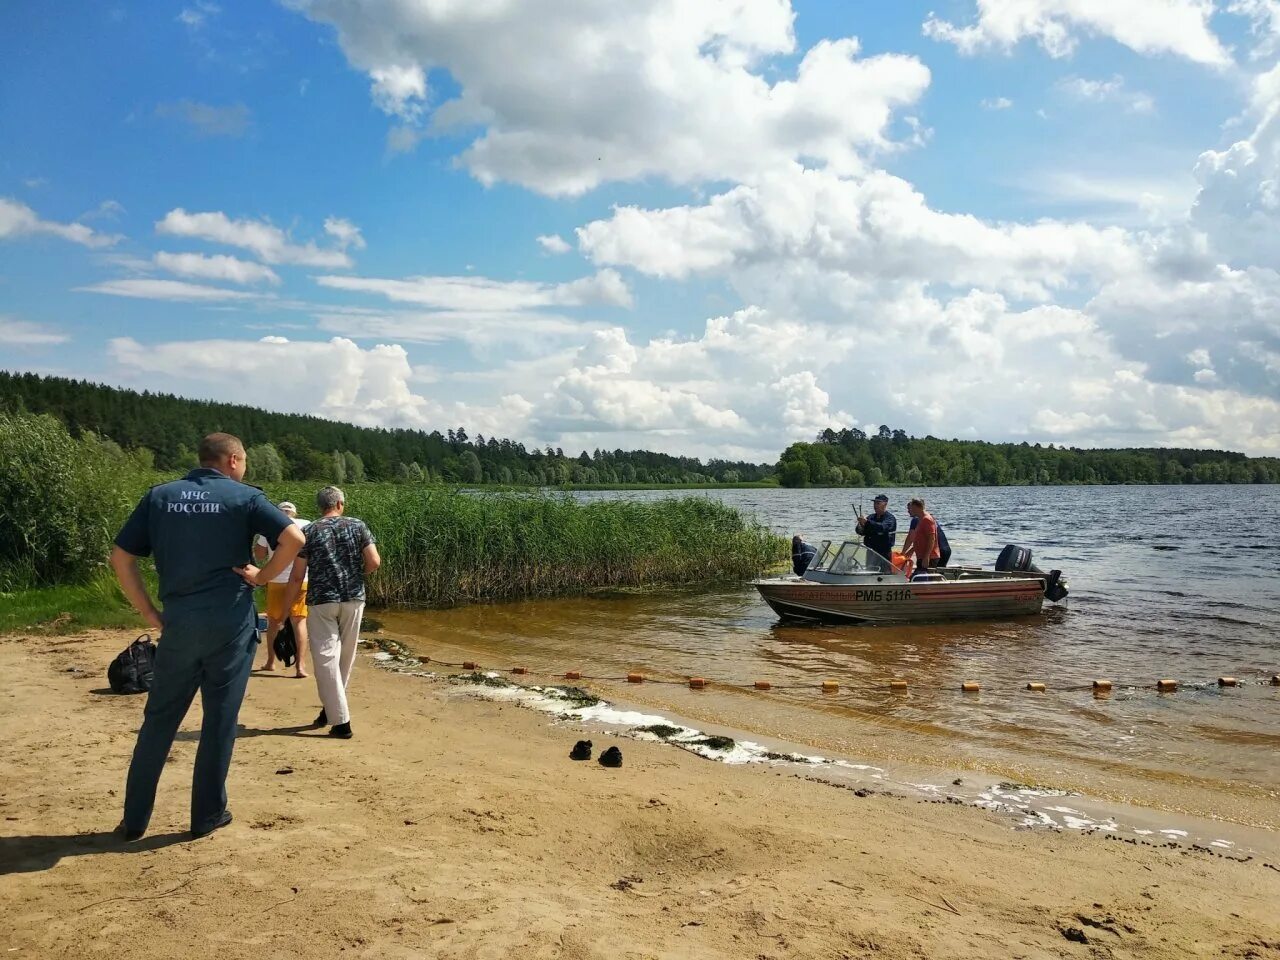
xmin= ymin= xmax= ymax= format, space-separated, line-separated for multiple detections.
xmin=2 ymin=413 xmax=785 ymax=629
xmin=267 ymin=484 xmax=785 ymax=608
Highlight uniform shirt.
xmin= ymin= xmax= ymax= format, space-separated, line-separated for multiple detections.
xmin=254 ymin=517 xmax=311 ymax=585
xmin=299 ymin=516 xmax=376 ymax=605
xmin=114 ymin=467 xmax=292 ymax=612
xmin=856 ymin=510 xmax=897 ymax=560
xmin=909 ymin=515 xmax=950 ymax=557
xmin=792 ymin=540 xmax=818 ymax=576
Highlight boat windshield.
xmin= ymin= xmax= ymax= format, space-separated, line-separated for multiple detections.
xmin=810 ymin=540 xmax=894 ymax=575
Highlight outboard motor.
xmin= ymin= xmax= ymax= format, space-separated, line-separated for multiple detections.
xmin=995 ymin=544 xmax=1069 ymax=602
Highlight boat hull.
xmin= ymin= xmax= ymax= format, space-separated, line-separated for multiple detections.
xmin=754 ymin=576 xmax=1045 ymax=624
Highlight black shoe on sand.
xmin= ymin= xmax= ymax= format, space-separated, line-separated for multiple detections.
xmin=191 ymin=810 xmax=232 ymax=840
xmin=114 ymin=822 xmax=145 ymax=842
xmin=570 ymin=740 xmax=592 ymax=760
xmin=313 ymin=709 xmax=327 ymax=728
xmin=329 ymin=722 xmax=353 ymax=739
xmin=599 ymin=746 xmax=622 ymax=768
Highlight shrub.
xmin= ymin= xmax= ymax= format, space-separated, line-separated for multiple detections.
xmin=0 ymin=412 xmax=143 ymax=589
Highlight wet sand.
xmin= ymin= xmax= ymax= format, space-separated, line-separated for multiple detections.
xmin=3 ymin=629 xmax=1280 ymax=960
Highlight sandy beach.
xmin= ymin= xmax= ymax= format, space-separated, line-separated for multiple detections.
xmin=3 ymin=628 xmax=1280 ymax=960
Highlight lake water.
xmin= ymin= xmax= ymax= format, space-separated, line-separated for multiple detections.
xmin=378 ymin=485 xmax=1280 ymax=830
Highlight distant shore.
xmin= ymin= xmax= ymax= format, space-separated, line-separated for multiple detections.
xmin=4 ymin=628 xmax=1280 ymax=959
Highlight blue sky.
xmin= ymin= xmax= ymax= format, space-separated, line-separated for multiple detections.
xmin=3 ymin=0 xmax=1279 ymax=459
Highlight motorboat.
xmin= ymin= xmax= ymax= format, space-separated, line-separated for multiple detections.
xmin=754 ymin=540 xmax=1068 ymax=625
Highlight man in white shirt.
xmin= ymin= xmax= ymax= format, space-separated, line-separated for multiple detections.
xmin=254 ymin=500 xmax=311 ymax=677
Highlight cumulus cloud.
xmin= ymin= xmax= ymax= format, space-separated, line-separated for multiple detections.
xmin=313 ymin=269 xmax=632 ymax=310
xmin=156 ymin=100 xmax=252 ymax=138
xmin=76 ymin=278 xmax=264 ymax=302
xmin=1057 ymin=75 xmax=1155 ymax=113
xmin=536 ymin=233 xmax=572 ymax=254
xmin=1190 ymin=63 xmax=1280 ymax=269
xmin=107 ymin=334 xmax=524 ymax=436
xmin=155 ymin=208 xmax=356 ymax=267
xmin=153 ymin=251 xmax=282 ymax=285
xmin=923 ymin=0 xmax=1229 ymax=65
xmin=577 ymin=165 xmax=1139 ymax=299
xmin=981 ymin=96 xmax=1014 ymax=109
xmin=0 ymin=316 xmax=69 ymax=346
xmin=0 ymin=198 xmax=119 ymax=248
xmin=287 ymin=0 xmax=930 ymax=195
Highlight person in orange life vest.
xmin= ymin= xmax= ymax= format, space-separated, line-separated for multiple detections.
xmin=900 ymin=497 xmax=940 ymax=575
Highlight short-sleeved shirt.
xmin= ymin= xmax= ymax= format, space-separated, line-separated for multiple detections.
xmin=114 ymin=467 xmax=292 ymax=613
xmin=299 ymin=516 xmax=375 ymax=605
xmin=909 ymin=513 xmax=941 ymax=562
xmin=910 ymin=515 xmax=950 ymax=557
xmin=254 ymin=518 xmax=310 ymax=584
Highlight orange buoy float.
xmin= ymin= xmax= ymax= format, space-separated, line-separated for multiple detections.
xmin=1026 ymin=682 xmax=1046 ymax=692
xmin=688 ymin=677 xmax=707 ymax=690
xmin=511 ymin=666 xmax=528 ymax=675
xmin=1092 ymin=679 xmax=1112 ymax=692
xmin=754 ymin=680 xmax=772 ymax=690
xmin=627 ymin=672 xmax=644 ymax=683
xmin=463 ymin=661 xmax=478 ymax=671
xmin=1218 ymin=677 xmax=1238 ymax=687
xmin=822 ymin=680 xmax=839 ymax=693
xmin=1156 ymin=679 xmax=1178 ymax=692
xmin=960 ymin=681 xmax=980 ymax=693
xmin=564 ymin=670 xmax=582 ymax=680
xmin=888 ymin=679 xmax=908 ymax=692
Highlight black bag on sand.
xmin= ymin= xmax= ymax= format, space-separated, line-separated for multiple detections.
xmin=272 ymin=618 xmax=297 ymax=668
xmin=107 ymin=634 xmax=157 ymax=694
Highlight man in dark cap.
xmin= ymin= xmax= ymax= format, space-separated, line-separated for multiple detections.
xmin=855 ymin=494 xmax=897 ymax=561
xmin=109 ymin=432 xmax=305 ymax=841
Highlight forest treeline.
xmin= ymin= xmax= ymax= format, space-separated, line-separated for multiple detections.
xmin=2 ymin=372 xmax=1275 ymax=487
xmin=0 ymin=372 xmax=770 ymax=486
xmin=776 ymin=427 xmax=1280 ymax=487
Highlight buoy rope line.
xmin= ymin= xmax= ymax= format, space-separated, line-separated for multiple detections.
xmin=366 ymin=641 xmax=1280 ymax=699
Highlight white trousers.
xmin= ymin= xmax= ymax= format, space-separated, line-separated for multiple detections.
xmin=308 ymin=600 xmax=365 ymax=726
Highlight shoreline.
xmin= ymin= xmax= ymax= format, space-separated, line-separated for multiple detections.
xmin=369 ymin=635 xmax=1280 ymax=860
xmin=4 ymin=628 xmax=1280 ymax=959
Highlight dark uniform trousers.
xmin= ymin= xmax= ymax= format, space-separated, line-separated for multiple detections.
xmin=123 ymin=605 xmax=257 ymax=835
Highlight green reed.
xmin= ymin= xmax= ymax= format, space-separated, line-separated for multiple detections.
xmin=269 ymin=485 xmax=785 ymax=608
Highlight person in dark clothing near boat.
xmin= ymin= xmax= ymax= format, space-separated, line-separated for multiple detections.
xmin=791 ymin=535 xmax=818 ymax=576
xmin=908 ymin=514 xmax=951 ymax=566
xmin=855 ymin=494 xmax=897 ymax=560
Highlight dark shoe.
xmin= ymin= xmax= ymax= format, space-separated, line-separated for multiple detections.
xmin=191 ymin=810 xmax=232 ymax=840
xmin=570 ymin=739 xmax=592 ymax=761
xmin=114 ymin=822 xmax=145 ymax=842
xmin=313 ymin=708 xmax=327 ymax=728
xmin=599 ymin=745 xmax=622 ymax=768
xmin=329 ymin=722 xmax=353 ymax=739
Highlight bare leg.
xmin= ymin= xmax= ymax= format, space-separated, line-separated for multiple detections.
xmin=292 ymin=615 xmax=309 ymax=678
xmin=260 ymin=620 xmax=280 ymax=670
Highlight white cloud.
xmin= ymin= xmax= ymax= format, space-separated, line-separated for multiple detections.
xmin=153 ymin=251 xmax=282 ymax=285
xmin=312 ymin=309 xmax=606 ymax=348
xmin=577 ymin=165 xmax=1139 ymax=299
xmin=1191 ymin=63 xmax=1280 ymax=269
xmin=178 ymin=1 xmax=219 ymax=30
xmin=1229 ymin=0 xmax=1280 ymax=59
xmin=981 ymin=96 xmax=1014 ymax=109
xmin=0 ymin=316 xmax=69 ymax=346
xmin=536 ymin=233 xmax=572 ymax=254
xmin=288 ymin=0 xmax=931 ymax=195
xmin=155 ymin=208 xmax=355 ymax=268
xmin=323 ymin=216 xmax=366 ymax=250
xmin=923 ymin=0 xmax=1229 ymax=65
xmin=82 ymin=199 xmax=126 ymax=221
xmin=1057 ymin=75 xmax=1155 ymax=113
xmin=107 ymin=334 xmax=521 ymax=435
xmin=0 ymin=198 xmax=119 ymax=248
xmin=76 ymin=278 xmax=264 ymax=302
xmin=313 ymin=269 xmax=633 ymax=310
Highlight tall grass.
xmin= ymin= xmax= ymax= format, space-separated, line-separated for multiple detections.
xmin=270 ymin=485 xmax=785 ymax=608
xmin=0 ymin=412 xmax=146 ymax=590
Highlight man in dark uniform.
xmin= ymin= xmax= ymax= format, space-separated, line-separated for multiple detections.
xmin=855 ymin=493 xmax=897 ymax=560
xmin=791 ymin=534 xmax=818 ymax=576
xmin=109 ymin=432 xmax=304 ymax=841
